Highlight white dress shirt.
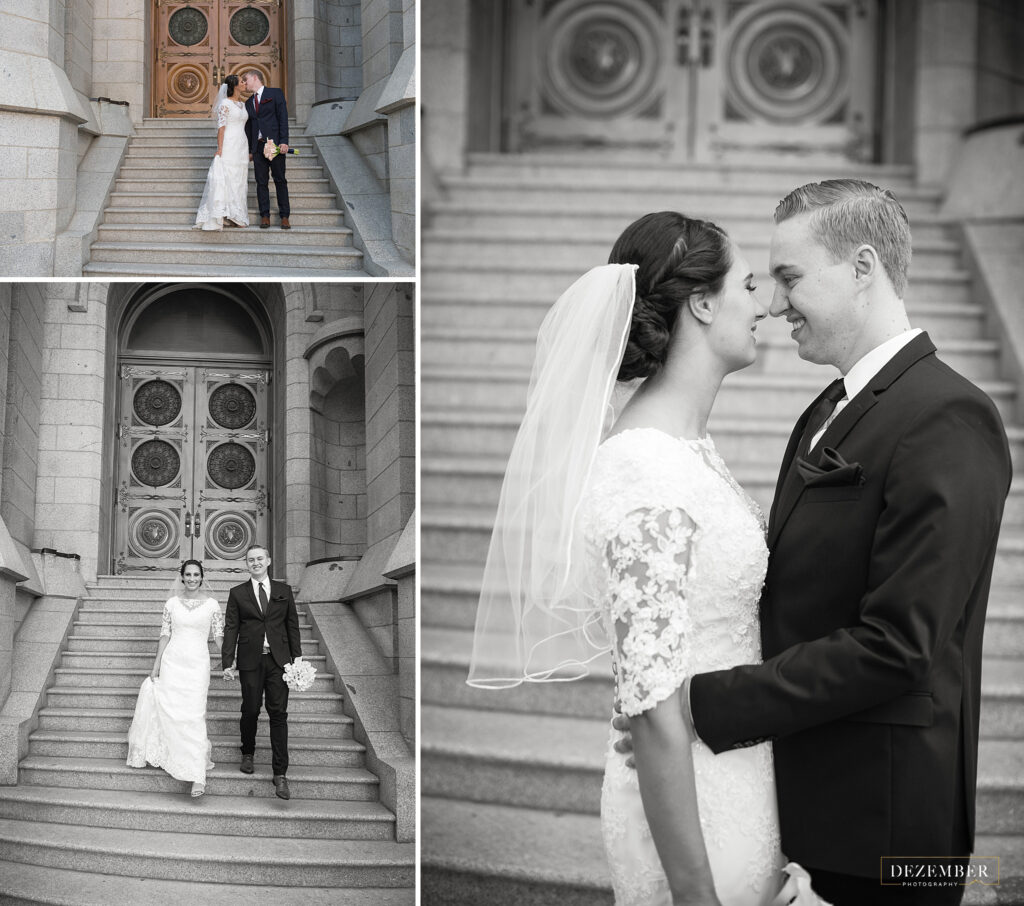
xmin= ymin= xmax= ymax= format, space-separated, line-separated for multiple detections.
xmin=808 ymin=328 xmax=923 ymax=451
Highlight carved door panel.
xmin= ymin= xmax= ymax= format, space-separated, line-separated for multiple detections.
xmin=506 ymin=0 xmax=878 ymax=162
xmin=153 ymin=0 xmax=285 ymax=118
xmin=115 ymin=365 xmax=270 ymax=578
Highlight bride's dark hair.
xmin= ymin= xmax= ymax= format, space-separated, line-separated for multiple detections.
xmin=609 ymin=211 xmax=732 ymax=382
xmin=224 ymin=73 xmax=239 ymax=97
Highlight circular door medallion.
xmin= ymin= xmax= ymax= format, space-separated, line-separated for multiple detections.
xmin=725 ymin=3 xmax=848 ymax=124
xmin=133 ymin=380 xmax=182 ymax=427
xmin=128 ymin=510 xmax=179 ymax=558
xmin=131 ymin=440 xmax=181 ymax=487
xmin=209 ymin=383 xmax=256 ymax=429
xmin=205 ymin=510 xmax=256 ymax=560
xmin=230 ymin=8 xmax=270 ymax=46
xmin=167 ymin=63 xmax=211 ymax=106
xmin=208 ymin=442 xmax=256 ymax=489
xmin=168 ymin=7 xmax=209 ymax=46
xmin=542 ymin=1 xmax=662 ymax=118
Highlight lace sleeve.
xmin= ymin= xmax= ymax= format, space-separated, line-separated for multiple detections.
xmin=606 ymin=506 xmax=697 ymax=716
xmin=217 ymin=102 xmax=229 ymax=128
xmin=211 ymin=605 xmax=225 ymax=642
xmin=160 ymin=601 xmax=173 ymax=638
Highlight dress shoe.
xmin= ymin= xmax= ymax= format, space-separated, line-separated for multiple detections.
xmin=260 ymin=216 xmax=270 ymax=229
xmin=273 ymin=774 xmax=290 ymax=800
xmin=280 ymin=217 xmax=290 ymax=230
xmin=240 ymin=753 xmax=255 ymax=774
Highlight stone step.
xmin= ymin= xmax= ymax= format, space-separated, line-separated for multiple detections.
xmin=422 ymin=796 xmax=612 ymax=906
xmin=74 ymin=607 xmax=312 ymax=624
xmin=463 ymin=151 xmax=918 ymax=182
xmin=108 ymin=190 xmax=339 ymax=209
xmin=118 ymin=159 xmax=324 ymax=176
xmin=103 ymin=206 xmax=346 ymax=227
xmin=422 ymin=232 xmax=963 ymax=274
xmin=93 ymin=575 xmax=239 ymax=588
xmin=45 ymin=686 xmax=344 ymax=713
xmin=37 ymin=707 xmax=353 ymax=739
xmin=0 ymin=861 xmax=413 ymax=906
xmin=59 ymin=651 xmax=326 ymax=671
xmin=27 ymin=730 xmax=364 ymax=768
xmin=0 ymin=817 xmax=412 ymax=888
xmin=83 ymin=261 xmax=367 ymax=279
xmin=86 ymin=241 xmax=363 ymax=271
xmin=97 ymin=223 xmax=354 ymax=246
xmin=427 ymin=201 xmax=956 ymax=245
xmin=69 ymin=621 xmax=315 ymax=641
xmin=17 ymin=756 xmax=379 ymax=802
xmin=50 ymin=667 xmax=337 ymax=691
xmin=424 ymin=265 xmax=974 ymax=307
xmin=422 ymin=364 xmax=1019 ymax=423
xmin=66 ymin=635 xmax=322 ymax=654
xmin=438 ymin=178 xmax=944 ymax=217
xmin=0 ymin=785 xmax=392 ymax=842
xmin=422 ymin=704 xmax=604 ymax=814
xmin=113 ymin=175 xmax=332 ymax=194
xmin=423 ymin=325 xmax=1003 ymax=379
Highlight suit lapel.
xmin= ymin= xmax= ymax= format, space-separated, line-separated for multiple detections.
xmin=767 ymin=332 xmax=937 ymax=549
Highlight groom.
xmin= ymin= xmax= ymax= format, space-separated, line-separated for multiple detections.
xmin=221 ymin=543 xmax=302 ymax=800
xmin=619 ymin=180 xmax=1011 ymax=904
xmin=240 ymin=70 xmax=291 ymax=229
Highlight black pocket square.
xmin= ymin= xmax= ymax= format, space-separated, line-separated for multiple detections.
xmin=796 ymin=446 xmax=864 ymax=487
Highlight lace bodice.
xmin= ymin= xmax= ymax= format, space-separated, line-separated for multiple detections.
xmin=216 ymin=99 xmax=247 ymax=129
xmin=579 ymin=428 xmax=782 ymax=905
xmin=161 ymin=596 xmax=224 ymax=644
xmin=580 ymin=428 xmax=768 ymax=714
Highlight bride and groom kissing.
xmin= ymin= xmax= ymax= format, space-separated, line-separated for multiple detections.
xmin=127 ymin=545 xmax=302 ymax=802
xmin=470 ymin=180 xmax=1012 ymax=905
xmin=195 ymin=71 xmax=291 ymax=232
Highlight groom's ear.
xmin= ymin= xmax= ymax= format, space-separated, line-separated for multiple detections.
xmin=687 ymin=291 xmax=715 ymax=326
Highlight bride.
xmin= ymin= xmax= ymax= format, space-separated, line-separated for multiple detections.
xmin=194 ymin=74 xmax=249 ymax=231
xmin=469 ymin=213 xmax=826 ymax=905
xmin=127 ymin=560 xmax=224 ymax=797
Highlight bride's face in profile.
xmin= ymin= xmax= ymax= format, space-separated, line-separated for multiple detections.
xmin=182 ymin=564 xmax=203 ymax=593
xmin=706 ymin=246 xmax=768 ymax=373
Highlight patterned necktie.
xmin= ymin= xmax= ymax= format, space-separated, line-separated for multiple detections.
xmin=258 ymin=582 xmax=269 ymax=614
xmin=801 ymin=378 xmax=846 ymax=456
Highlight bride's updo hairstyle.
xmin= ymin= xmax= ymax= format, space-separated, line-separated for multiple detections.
xmin=180 ymin=559 xmax=204 ymax=580
xmin=224 ymin=74 xmax=239 ymax=97
xmin=609 ymin=211 xmax=732 ymax=381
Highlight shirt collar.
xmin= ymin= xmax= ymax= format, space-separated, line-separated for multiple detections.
xmin=841 ymin=328 xmax=922 ymax=401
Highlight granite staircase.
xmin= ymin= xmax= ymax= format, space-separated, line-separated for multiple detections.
xmin=82 ymin=118 xmax=367 ymax=278
xmin=421 ymin=154 xmax=1024 ymax=904
xmin=0 ymin=575 xmax=413 ymax=906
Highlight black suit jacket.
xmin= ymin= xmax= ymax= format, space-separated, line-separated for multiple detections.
xmin=221 ymin=578 xmax=302 ymax=671
xmin=244 ymin=86 xmax=288 ymax=155
xmin=690 ymin=332 xmax=1011 ymax=876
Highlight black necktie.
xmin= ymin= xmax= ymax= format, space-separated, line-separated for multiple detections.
xmin=800 ymin=378 xmax=846 ymax=456
xmin=258 ymin=582 xmax=269 ymax=614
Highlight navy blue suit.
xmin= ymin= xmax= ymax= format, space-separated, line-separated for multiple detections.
xmin=244 ymin=86 xmax=290 ymax=219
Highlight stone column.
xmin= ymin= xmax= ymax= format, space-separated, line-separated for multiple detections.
xmin=915 ymin=0 xmax=979 ymax=184
xmin=91 ymin=2 xmax=148 ymax=123
xmin=0 ymin=5 xmax=90 ymax=274
xmin=34 ymin=289 xmax=108 ymax=582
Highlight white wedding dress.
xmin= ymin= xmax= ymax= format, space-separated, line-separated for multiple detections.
xmin=578 ymin=428 xmax=785 ymax=906
xmin=127 ymin=596 xmax=224 ymax=784
xmin=194 ymin=99 xmax=249 ymax=230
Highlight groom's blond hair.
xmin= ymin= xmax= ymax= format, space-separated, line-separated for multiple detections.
xmin=774 ymin=179 xmax=912 ymax=297
xmin=243 ymin=69 xmax=264 ymax=85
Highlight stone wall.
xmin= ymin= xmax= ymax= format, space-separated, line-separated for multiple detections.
xmin=422 ymin=0 xmax=469 ymax=177
xmin=34 ymin=291 xmax=108 ymax=581
xmin=91 ymin=3 xmax=148 ymax=121
xmin=976 ymin=0 xmax=1024 ymax=122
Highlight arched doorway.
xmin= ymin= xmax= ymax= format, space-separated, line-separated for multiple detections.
xmin=152 ymin=0 xmax=287 ymax=118
xmin=113 ymin=289 xmax=273 ymax=578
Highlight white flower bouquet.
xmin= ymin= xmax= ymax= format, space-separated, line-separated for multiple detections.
xmin=263 ymin=140 xmax=298 ymax=161
xmin=283 ymin=656 xmax=316 ymax=691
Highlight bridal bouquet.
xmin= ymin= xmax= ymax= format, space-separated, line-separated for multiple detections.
xmin=263 ymin=140 xmax=298 ymax=161
xmin=283 ymin=656 xmax=316 ymax=691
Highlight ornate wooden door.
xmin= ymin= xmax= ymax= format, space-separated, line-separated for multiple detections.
xmin=506 ymin=0 xmax=878 ymax=162
xmin=153 ymin=0 xmax=285 ymax=118
xmin=114 ymin=364 xmax=270 ymax=578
